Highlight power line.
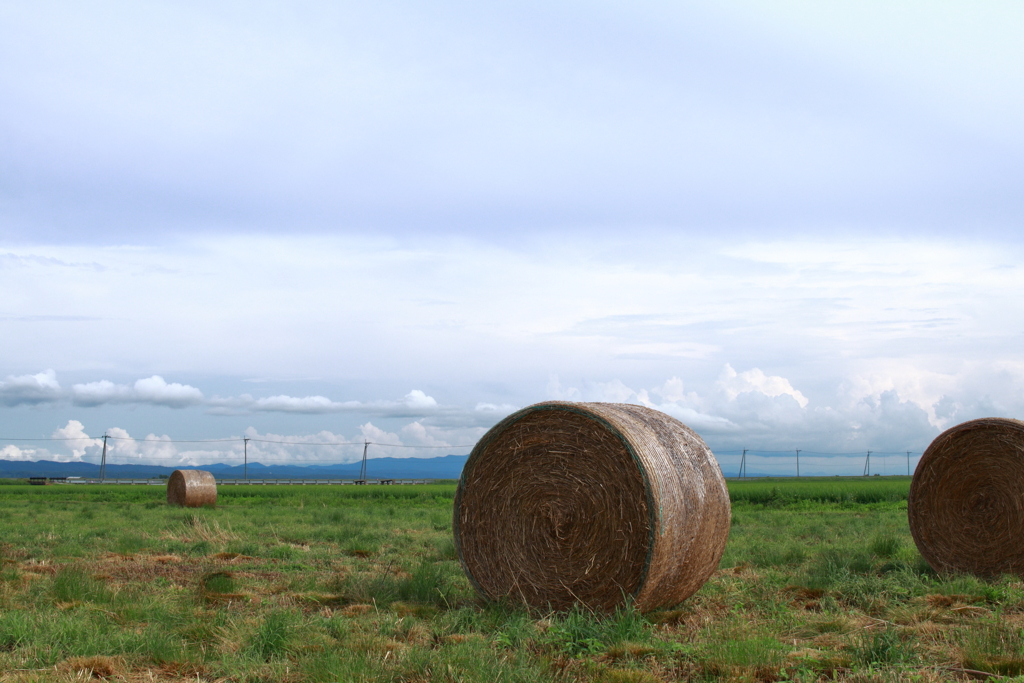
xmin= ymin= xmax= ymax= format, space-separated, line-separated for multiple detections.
xmin=106 ymin=437 xmax=240 ymax=443
xmin=247 ymin=437 xmax=361 ymax=445
xmin=0 ymin=437 xmax=924 ymax=453
xmin=0 ymin=436 xmax=476 ymax=448
xmin=0 ymin=436 xmax=239 ymax=443
xmin=249 ymin=438 xmax=475 ymax=448
xmin=0 ymin=435 xmax=924 ymax=470
xmin=0 ymin=437 xmax=106 ymax=442
xmin=0 ymin=437 xmax=919 ymax=457
xmin=714 ymin=449 xmax=920 ymax=456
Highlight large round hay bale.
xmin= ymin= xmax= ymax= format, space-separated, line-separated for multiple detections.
xmin=167 ymin=469 xmax=217 ymax=508
xmin=453 ymin=401 xmax=731 ymax=612
xmin=909 ymin=417 xmax=1024 ymax=576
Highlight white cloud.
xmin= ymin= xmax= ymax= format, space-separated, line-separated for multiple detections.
xmin=589 ymin=379 xmax=639 ymax=403
xmin=527 ymin=368 xmax=953 ymax=454
xmin=401 ymin=421 xmax=449 ymax=448
xmin=718 ymin=364 xmax=809 ymax=408
xmin=0 ymin=369 xmax=61 ymax=406
xmin=544 ymin=374 xmax=738 ymax=433
xmin=102 ymin=428 xmax=182 ymax=463
xmin=52 ymin=420 xmax=101 ymax=460
xmin=138 ymin=434 xmax=179 ymax=462
xmin=474 ymin=402 xmax=518 ymax=416
xmin=253 ymin=395 xmax=349 ymax=413
xmin=656 ymin=377 xmax=689 ymax=404
xmin=239 ymin=427 xmax=358 ymax=464
xmin=105 ymin=427 xmax=137 ymax=457
xmin=640 ymin=401 xmax=738 ymax=434
xmin=403 ymin=390 xmax=437 ymax=409
xmin=210 ymin=389 xmax=439 ymax=416
xmin=39 ymin=424 xmax=244 ymax=467
xmin=546 ymin=374 xmax=582 ymax=401
xmin=72 ymin=375 xmax=203 ymax=408
xmin=71 ymin=380 xmax=133 ymax=406
xmin=2 ymin=370 xmax=444 ymax=419
xmin=132 ymin=376 xmax=204 ymax=407
xmin=0 ymin=444 xmax=48 ymax=462
xmin=359 ymin=422 xmax=401 ymax=447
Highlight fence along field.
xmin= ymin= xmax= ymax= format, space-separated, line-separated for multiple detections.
xmin=2 ymin=476 xmax=1023 ymax=682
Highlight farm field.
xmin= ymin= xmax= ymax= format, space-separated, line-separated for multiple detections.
xmin=1 ymin=477 xmax=1022 ymax=682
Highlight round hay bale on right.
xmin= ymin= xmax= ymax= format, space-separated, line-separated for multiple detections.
xmin=454 ymin=401 xmax=731 ymax=612
xmin=909 ymin=417 xmax=1024 ymax=576
xmin=167 ymin=469 xmax=217 ymax=508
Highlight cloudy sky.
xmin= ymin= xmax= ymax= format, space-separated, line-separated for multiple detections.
xmin=2 ymin=1 xmax=1023 ymax=475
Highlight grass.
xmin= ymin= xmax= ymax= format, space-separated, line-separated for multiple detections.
xmin=727 ymin=476 xmax=911 ymax=505
xmin=0 ymin=477 xmax=1022 ymax=681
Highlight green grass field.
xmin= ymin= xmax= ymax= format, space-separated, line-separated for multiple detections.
xmin=1 ymin=477 xmax=1021 ymax=682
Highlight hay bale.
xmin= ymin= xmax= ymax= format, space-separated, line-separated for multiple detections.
xmin=909 ymin=417 xmax=1024 ymax=576
xmin=167 ymin=469 xmax=217 ymax=507
xmin=453 ymin=401 xmax=731 ymax=612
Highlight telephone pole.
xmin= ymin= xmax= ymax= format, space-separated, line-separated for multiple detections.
xmin=795 ymin=449 xmax=801 ymax=478
xmin=358 ymin=441 xmax=369 ymax=482
xmin=99 ymin=434 xmax=108 ymax=481
xmin=738 ymin=449 xmax=747 ymax=478
xmin=907 ymin=451 xmax=911 ymax=476
xmin=244 ymin=437 xmax=249 ymax=481
xmin=863 ymin=450 xmax=871 ymax=476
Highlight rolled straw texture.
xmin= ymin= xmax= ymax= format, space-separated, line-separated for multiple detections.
xmin=167 ymin=470 xmax=217 ymax=508
xmin=454 ymin=401 xmax=730 ymax=612
xmin=909 ymin=417 xmax=1024 ymax=576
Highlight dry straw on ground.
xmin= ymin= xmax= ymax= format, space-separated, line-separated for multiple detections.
xmin=909 ymin=417 xmax=1024 ymax=576
xmin=166 ymin=469 xmax=217 ymax=508
xmin=453 ymin=401 xmax=731 ymax=612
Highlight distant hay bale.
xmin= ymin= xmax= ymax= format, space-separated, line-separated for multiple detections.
xmin=167 ymin=469 xmax=217 ymax=508
xmin=453 ymin=401 xmax=731 ymax=612
xmin=909 ymin=417 xmax=1024 ymax=576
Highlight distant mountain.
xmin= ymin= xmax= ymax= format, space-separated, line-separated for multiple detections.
xmin=0 ymin=455 xmax=468 ymax=480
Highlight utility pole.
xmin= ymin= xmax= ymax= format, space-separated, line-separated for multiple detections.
xmin=738 ymin=449 xmax=747 ymax=478
xmin=359 ymin=441 xmax=369 ymax=482
xmin=795 ymin=449 xmax=801 ymax=478
xmin=244 ymin=437 xmax=249 ymax=481
xmin=907 ymin=451 xmax=911 ymax=477
xmin=99 ymin=434 xmax=108 ymax=482
xmin=863 ymin=450 xmax=871 ymax=476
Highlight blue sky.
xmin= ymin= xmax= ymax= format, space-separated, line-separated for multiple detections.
xmin=2 ymin=1 xmax=1023 ymax=474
